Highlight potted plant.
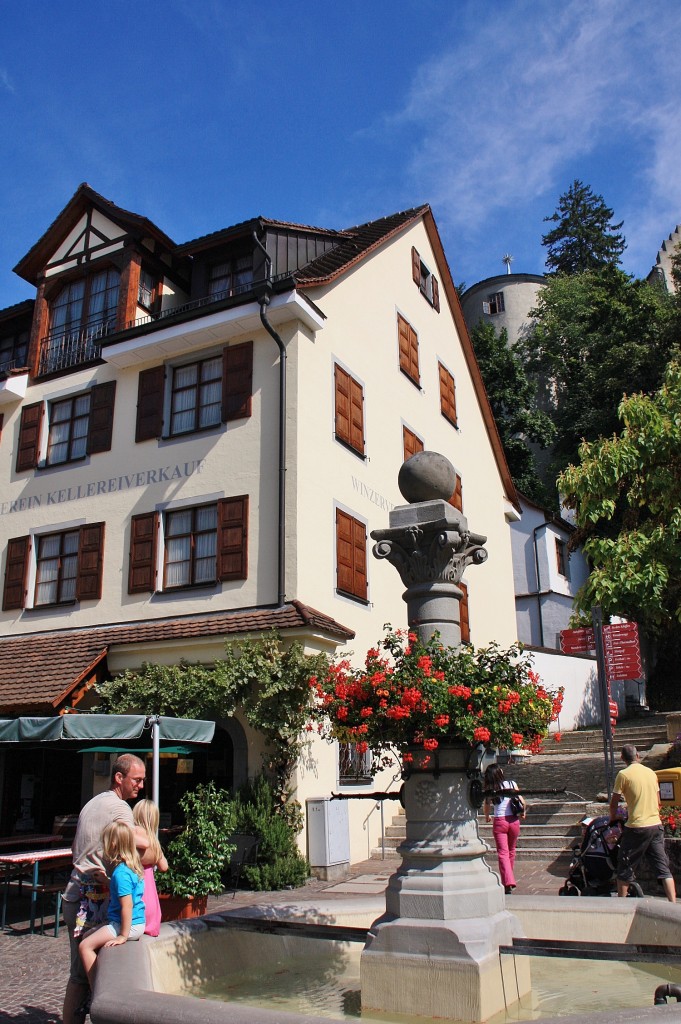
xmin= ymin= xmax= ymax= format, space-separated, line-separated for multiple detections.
xmin=308 ymin=626 xmax=563 ymax=773
xmin=157 ymin=781 xmax=236 ymax=920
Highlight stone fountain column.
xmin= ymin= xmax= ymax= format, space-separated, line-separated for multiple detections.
xmin=360 ymin=452 xmax=531 ymax=1023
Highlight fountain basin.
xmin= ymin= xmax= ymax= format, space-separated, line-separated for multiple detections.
xmin=90 ymin=895 xmax=681 ymax=1024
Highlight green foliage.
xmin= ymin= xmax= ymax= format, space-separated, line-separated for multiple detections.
xmin=542 ymin=180 xmax=625 ymax=275
xmin=470 ymin=320 xmax=556 ymax=504
xmin=520 ymin=267 xmax=679 ymax=478
xmin=96 ymin=633 xmax=328 ymax=801
xmin=157 ymin=782 xmax=236 ymax=898
xmin=233 ymin=775 xmax=310 ymax=890
xmin=559 ymin=361 xmax=681 ymax=633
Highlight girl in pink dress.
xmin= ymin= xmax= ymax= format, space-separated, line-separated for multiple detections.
xmin=133 ymin=800 xmax=168 ymax=936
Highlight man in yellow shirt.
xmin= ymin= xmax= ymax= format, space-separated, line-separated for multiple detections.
xmin=609 ymin=744 xmax=676 ymax=902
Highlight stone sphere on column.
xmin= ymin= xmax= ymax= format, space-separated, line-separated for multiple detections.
xmin=398 ymin=451 xmax=457 ymax=504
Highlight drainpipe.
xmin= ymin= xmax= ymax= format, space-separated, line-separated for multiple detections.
xmin=532 ymin=523 xmax=547 ymax=648
xmin=253 ymin=230 xmax=286 ymax=607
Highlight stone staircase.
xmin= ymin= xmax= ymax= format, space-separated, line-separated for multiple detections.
xmin=370 ymin=714 xmax=672 ymax=861
xmin=372 ymin=798 xmax=588 ymax=862
xmin=539 ymin=713 xmax=668 ymax=756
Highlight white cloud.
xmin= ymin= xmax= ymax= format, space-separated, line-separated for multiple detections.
xmin=389 ymin=0 xmax=681 ymax=259
xmin=0 ymin=69 xmax=15 ymax=94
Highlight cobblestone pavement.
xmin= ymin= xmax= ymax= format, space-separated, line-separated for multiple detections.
xmin=0 ymin=749 xmax=662 ymax=1022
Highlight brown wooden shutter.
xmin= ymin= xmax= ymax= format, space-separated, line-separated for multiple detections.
xmin=16 ymin=402 xmax=44 ymax=472
xmin=76 ymin=522 xmax=105 ymax=601
xmin=397 ymin=314 xmax=420 ymax=386
xmin=334 ymin=364 xmax=364 ymax=455
xmin=128 ymin=511 xmax=159 ymax=593
xmin=217 ymin=495 xmax=249 ymax=581
xmin=135 ymin=366 xmax=164 ymax=442
xmin=459 ymin=581 xmax=470 ymax=643
xmin=438 ymin=363 xmax=457 ymax=427
xmin=449 ymin=473 xmax=463 ymax=512
xmin=432 ymin=275 xmax=440 ymax=312
xmin=222 ymin=341 xmax=253 ymax=422
xmin=3 ymin=535 xmax=30 ymax=610
xmin=86 ymin=381 xmax=117 ymax=454
xmin=336 ymin=509 xmax=367 ymax=601
xmin=403 ymin=425 xmax=424 ymax=462
xmin=411 ymin=246 xmax=421 ymax=285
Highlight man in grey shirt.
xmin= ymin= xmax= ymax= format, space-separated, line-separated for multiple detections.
xmin=62 ymin=753 xmax=148 ymax=1024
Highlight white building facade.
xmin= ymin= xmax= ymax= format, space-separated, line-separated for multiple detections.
xmin=0 ymin=186 xmax=520 ymax=863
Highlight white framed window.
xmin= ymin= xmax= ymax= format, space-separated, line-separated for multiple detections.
xmin=46 ymin=393 xmax=91 ymax=465
xmin=168 ymin=354 xmax=222 ymax=436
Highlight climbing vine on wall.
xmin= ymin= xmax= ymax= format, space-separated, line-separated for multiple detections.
xmin=96 ymin=633 xmax=329 ymax=808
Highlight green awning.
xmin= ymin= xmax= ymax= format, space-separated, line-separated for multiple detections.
xmin=78 ymin=745 xmax=195 ymax=755
xmin=0 ymin=714 xmax=215 ymax=745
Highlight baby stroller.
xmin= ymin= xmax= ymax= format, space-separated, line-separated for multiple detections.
xmin=558 ymin=812 xmax=643 ymax=897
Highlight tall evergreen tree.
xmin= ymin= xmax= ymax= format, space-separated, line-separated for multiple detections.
xmin=470 ymin=320 xmax=555 ymax=504
xmin=542 ymin=180 xmax=626 ymax=274
xmin=520 ymin=268 xmax=679 ymax=479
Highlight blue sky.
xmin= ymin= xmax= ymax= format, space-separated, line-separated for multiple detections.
xmin=1 ymin=0 xmax=680 ymax=309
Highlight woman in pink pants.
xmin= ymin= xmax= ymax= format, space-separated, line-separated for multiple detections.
xmin=484 ymin=763 xmax=525 ymax=894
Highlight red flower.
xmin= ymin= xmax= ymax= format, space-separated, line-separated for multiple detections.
xmin=473 ymin=726 xmax=491 ymax=744
xmin=336 ymin=706 xmax=348 ymax=720
xmin=423 ymin=738 xmax=439 ymax=750
xmin=360 ymin=706 xmax=373 ymax=718
xmin=554 ymin=732 xmax=562 ymax=743
xmin=433 ymin=714 xmax=450 ymax=728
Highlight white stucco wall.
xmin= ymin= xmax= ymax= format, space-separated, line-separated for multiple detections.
xmin=511 ymin=496 xmax=590 ymax=650
xmin=291 ymin=222 xmax=519 ymax=862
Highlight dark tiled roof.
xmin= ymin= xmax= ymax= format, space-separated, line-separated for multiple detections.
xmin=0 ymin=601 xmax=354 ymax=715
xmin=176 ymin=216 xmax=342 ymax=256
xmin=293 ymin=207 xmax=429 ymax=286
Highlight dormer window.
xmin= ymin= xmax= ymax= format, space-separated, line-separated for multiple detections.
xmin=208 ymin=255 xmax=253 ymax=299
xmin=49 ymin=268 xmax=120 ymax=342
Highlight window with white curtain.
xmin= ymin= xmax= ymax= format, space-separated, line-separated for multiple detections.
xmin=35 ymin=530 xmax=79 ymax=605
xmin=208 ymin=255 xmax=253 ymax=298
xmin=49 ymin=268 xmax=120 ymax=340
xmin=46 ymin=393 xmax=91 ymax=465
xmin=163 ymin=504 xmax=218 ymax=589
xmin=339 ymin=742 xmax=373 ymax=785
xmin=169 ymin=356 xmax=222 ymax=436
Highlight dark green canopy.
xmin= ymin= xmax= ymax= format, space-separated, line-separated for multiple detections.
xmin=0 ymin=714 xmax=215 ymax=811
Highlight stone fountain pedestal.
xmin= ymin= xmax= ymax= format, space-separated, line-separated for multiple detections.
xmin=361 ymin=452 xmax=531 ymax=1022
xmin=360 ymin=745 xmax=531 ymax=1022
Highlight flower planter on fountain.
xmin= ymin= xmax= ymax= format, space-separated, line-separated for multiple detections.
xmin=308 ymin=451 xmax=564 ymax=1024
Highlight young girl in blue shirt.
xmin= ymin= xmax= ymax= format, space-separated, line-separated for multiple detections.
xmin=79 ymin=820 xmax=146 ymax=982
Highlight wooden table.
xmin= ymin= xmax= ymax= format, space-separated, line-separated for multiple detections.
xmin=0 ymin=846 xmax=72 ymax=933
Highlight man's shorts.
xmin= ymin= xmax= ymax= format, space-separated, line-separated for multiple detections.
xmin=616 ymin=824 xmax=672 ymax=883
xmin=64 ymin=898 xmax=88 ymax=986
